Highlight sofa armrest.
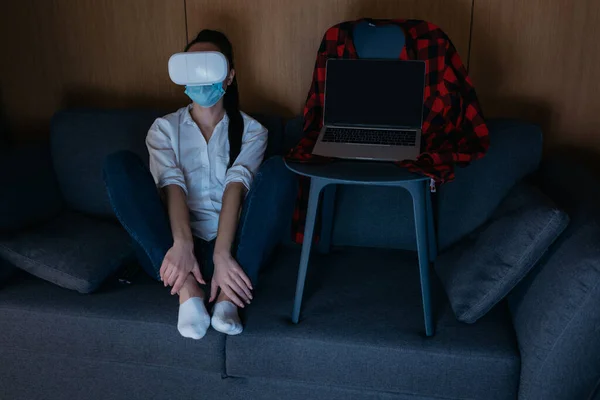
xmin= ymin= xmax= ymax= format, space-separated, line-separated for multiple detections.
xmin=504 ymin=158 xmax=600 ymax=400
xmin=0 ymin=144 xmax=63 ymax=232
xmin=437 ymin=119 xmax=543 ymax=250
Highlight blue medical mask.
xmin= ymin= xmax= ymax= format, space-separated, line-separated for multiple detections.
xmin=185 ymin=82 xmax=226 ymax=108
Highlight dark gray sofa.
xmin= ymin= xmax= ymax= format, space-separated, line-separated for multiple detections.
xmin=0 ymin=109 xmax=598 ymax=400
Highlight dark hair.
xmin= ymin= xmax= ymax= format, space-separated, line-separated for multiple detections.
xmin=185 ymin=30 xmax=242 ymax=167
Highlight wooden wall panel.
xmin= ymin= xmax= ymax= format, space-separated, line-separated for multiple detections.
xmin=185 ymin=0 xmax=473 ymax=117
xmin=470 ymin=0 xmax=600 ymax=153
xmin=0 ymin=0 xmax=188 ymax=140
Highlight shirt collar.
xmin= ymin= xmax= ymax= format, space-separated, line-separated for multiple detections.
xmin=183 ymin=104 xmax=195 ymax=125
xmin=183 ymin=104 xmax=229 ymax=127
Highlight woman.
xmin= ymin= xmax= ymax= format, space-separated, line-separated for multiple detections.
xmin=103 ymin=30 xmax=296 ymax=339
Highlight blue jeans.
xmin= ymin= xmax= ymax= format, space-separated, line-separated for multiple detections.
xmin=102 ymin=151 xmax=297 ymax=289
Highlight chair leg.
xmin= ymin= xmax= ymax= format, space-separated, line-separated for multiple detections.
xmin=317 ymin=184 xmax=337 ymax=254
xmin=425 ymin=190 xmax=437 ymax=262
xmin=408 ymin=181 xmax=435 ymax=337
xmin=292 ymin=178 xmax=329 ymax=324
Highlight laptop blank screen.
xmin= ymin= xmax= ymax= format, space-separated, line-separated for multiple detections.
xmin=324 ymin=60 xmax=425 ymax=129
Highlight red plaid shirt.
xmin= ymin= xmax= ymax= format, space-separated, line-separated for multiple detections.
xmin=286 ymin=19 xmax=489 ymax=243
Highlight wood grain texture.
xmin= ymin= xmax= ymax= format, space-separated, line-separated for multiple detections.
xmin=185 ymin=0 xmax=473 ymax=117
xmin=0 ymin=0 xmax=188 ymax=139
xmin=470 ymin=0 xmax=600 ymax=153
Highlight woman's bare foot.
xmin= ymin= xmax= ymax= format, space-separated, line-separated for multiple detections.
xmin=211 ymin=291 xmax=243 ymax=335
xmin=177 ymin=274 xmax=210 ymax=339
xmin=216 ymin=290 xmax=233 ymax=303
xmin=179 ymin=274 xmax=205 ymax=304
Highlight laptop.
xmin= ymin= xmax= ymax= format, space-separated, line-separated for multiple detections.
xmin=312 ymin=59 xmax=426 ymax=161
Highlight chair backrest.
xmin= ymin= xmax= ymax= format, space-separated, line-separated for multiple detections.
xmin=353 ymin=20 xmax=405 ymax=59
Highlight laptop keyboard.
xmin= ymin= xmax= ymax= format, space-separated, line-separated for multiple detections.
xmin=322 ymin=127 xmax=417 ymax=146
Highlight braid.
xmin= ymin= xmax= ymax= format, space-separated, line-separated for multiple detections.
xmin=223 ymin=79 xmax=243 ymax=166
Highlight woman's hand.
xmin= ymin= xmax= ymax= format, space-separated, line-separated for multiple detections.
xmin=160 ymin=241 xmax=205 ymax=295
xmin=210 ymin=251 xmax=253 ymax=308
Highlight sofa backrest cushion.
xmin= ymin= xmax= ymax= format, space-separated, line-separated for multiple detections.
xmin=508 ymin=158 xmax=600 ymax=399
xmin=51 ymin=109 xmax=283 ymax=218
xmin=51 ymin=109 xmax=161 ymax=217
xmin=436 ymin=119 xmax=543 ymax=250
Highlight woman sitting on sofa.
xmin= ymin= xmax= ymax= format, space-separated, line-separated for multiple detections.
xmin=103 ymin=30 xmax=296 ymax=340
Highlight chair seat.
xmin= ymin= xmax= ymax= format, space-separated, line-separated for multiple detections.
xmin=285 ymin=160 xmax=427 ymax=184
xmin=228 ymin=247 xmax=520 ymax=399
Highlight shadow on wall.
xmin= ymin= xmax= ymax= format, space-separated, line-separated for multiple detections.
xmin=188 ymin=13 xmax=295 ymax=119
xmin=62 ymin=85 xmax=186 ymax=115
xmin=468 ymin=0 xmax=555 ymax=139
xmin=546 ymin=145 xmax=600 ymax=175
xmin=346 ymin=0 xmax=557 ymax=139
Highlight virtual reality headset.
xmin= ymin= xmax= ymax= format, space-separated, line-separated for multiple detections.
xmin=168 ymin=51 xmax=228 ymax=86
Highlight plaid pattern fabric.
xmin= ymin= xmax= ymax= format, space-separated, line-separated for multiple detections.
xmin=287 ymin=19 xmax=489 ymax=243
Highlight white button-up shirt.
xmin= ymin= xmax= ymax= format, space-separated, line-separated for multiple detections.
xmin=146 ymin=105 xmax=268 ymax=241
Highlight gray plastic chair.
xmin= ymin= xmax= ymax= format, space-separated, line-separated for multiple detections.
xmin=286 ymin=20 xmax=437 ymax=336
xmin=286 ymin=161 xmax=437 ymax=336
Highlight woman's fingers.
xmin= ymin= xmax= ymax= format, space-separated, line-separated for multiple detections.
xmin=236 ymin=268 xmax=253 ymax=291
xmin=209 ymin=279 xmax=219 ymax=303
xmin=230 ymin=272 xmax=253 ymax=302
xmin=227 ymin=278 xmax=250 ymax=305
xmin=166 ymin=265 xmax=179 ymax=287
xmin=171 ymin=272 xmax=188 ymax=295
xmin=222 ymin=285 xmax=245 ymax=308
xmin=159 ymin=259 xmax=169 ymax=283
xmin=161 ymin=263 xmax=173 ymax=287
xmin=191 ymin=263 xmax=205 ymax=285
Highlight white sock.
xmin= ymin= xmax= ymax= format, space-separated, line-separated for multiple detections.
xmin=177 ymin=297 xmax=211 ymax=340
xmin=211 ymin=301 xmax=243 ymax=335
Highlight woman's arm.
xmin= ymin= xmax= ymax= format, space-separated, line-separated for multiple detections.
xmin=146 ymin=119 xmax=203 ymax=295
xmin=164 ymin=185 xmax=194 ymax=245
xmin=210 ymin=118 xmax=268 ymax=306
xmin=214 ymin=182 xmax=245 ymax=256
xmin=210 ymin=182 xmax=253 ymax=307
xmin=160 ymin=185 xmax=205 ymax=295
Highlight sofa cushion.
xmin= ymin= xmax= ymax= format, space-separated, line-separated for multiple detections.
xmin=1 ymin=144 xmax=63 ymax=232
xmin=0 ymin=350 xmax=228 ymax=400
xmin=0 ymin=211 xmax=133 ymax=293
xmin=225 ymin=377 xmax=438 ymax=400
xmin=228 ymin=247 xmax=520 ymax=399
xmin=51 ymin=109 xmax=162 ymax=217
xmin=435 ymin=182 xmax=569 ymax=323
xmin=0 ymin=272 xmax=226 ymax=378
